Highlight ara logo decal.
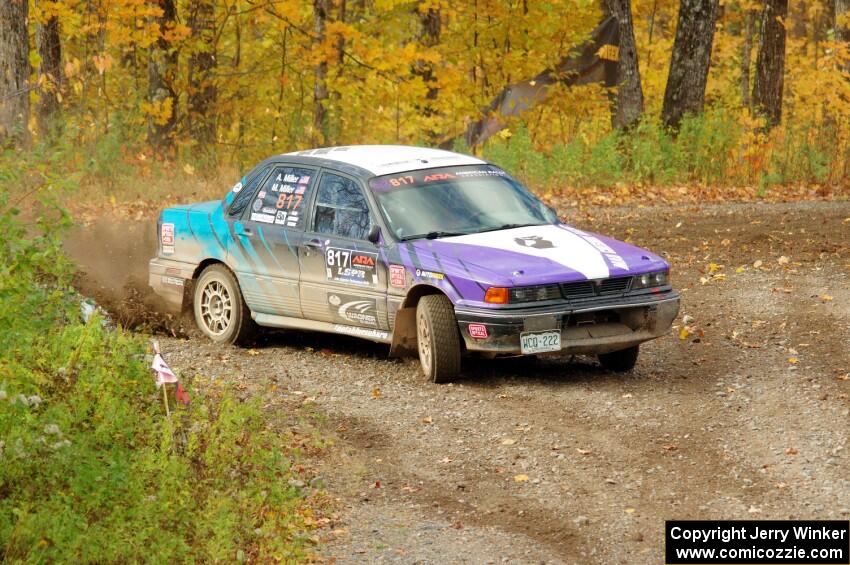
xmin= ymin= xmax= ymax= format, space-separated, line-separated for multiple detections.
xmin=514 ymin=235 xmax=555 ymax=249
xmin=423 ymin=173 xmax=455 ymax=182
xmin=352 ymin=254 xmax=376 ymax=267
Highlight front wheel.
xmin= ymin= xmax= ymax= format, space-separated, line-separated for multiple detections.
xmin=598 ymin=345 xmax=639 ymax=372
xmin=193 ymin=264 xmax=257 ymax=345
xmin=416 ymin=295 xmax=462 ymax=383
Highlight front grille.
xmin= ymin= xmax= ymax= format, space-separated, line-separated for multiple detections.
xmin=560 ymin=276 xmax=632 ymax=301
xmin=510 ymin=276 xmax=636 ymax=303
xmin=560 ymin=281 xmax=596 ymax=299
xmin=599 ymin=276 xmax=632 ymax=294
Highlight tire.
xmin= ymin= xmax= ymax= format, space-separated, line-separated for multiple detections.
xmin=416 ymin=294 xmax=462 ymax=383
xmin=598 ymin=345 xmax=639 ymax=372
xmin=193 ymin=264 xmax=257 ymax=346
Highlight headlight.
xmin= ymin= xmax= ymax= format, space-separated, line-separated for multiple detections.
xmin=509 ymin=284 xmax=562 ymax=303
xmin=632 ymin=269 xmax=669 ymax=289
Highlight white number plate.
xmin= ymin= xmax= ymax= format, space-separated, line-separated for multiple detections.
xmin=520 ymin=330 xmax=561 ymax=354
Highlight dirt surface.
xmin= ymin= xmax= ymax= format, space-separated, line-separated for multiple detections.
xmin=68 ymin=201 xmax=850 ymax=563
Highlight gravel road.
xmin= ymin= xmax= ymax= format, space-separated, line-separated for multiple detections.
xmin=70 ymin=201 xmax=850 ymax=564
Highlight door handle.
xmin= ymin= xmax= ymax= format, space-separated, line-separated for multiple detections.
xmin=304 ymin=238 xmax=322 ymax=249
xmin=238 ymin=226 xmax=253 ymax=237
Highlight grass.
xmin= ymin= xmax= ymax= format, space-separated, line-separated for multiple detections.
xmin=0 ymin=147 xmax=327 ymax=563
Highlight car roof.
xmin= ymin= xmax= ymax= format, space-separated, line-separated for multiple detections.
xmin=281 ymin=145 xmax=485 ymax=176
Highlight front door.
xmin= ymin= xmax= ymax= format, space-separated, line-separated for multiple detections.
xmin=298 ymin=171 xmax=389 ymax=331
xmin=231 ymin=164 xmax=317 ymax=317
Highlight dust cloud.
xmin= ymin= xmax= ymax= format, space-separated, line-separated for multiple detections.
xmin=63 ymin=217 xmax=189 ymax=336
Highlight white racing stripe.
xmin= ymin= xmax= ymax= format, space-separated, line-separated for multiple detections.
xmin=444 ymin=224 xmax=610 ymax=279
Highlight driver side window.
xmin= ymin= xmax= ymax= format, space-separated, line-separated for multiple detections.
xmin=313 ymin=173 xmax=371 ymax=240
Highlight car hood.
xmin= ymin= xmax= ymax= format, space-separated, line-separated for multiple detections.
xmin=409 ymin=224 xmax=667 ymax=287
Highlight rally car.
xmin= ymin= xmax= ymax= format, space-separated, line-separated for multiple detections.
xmin=149 ymin=145 xmax=680 ymax=382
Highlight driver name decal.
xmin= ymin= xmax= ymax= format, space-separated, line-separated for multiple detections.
xmin=325 ymin=247 xmax=379 ymax=285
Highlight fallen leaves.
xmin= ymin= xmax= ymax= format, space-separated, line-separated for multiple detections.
xmin=576 ymin=448 xmax=592 ymax=455
xmin=501 ymin=438 xmax=517 ymax=446
xmin=514 ymin=474 xmax=529 ymax=482
xmin=371 ymin=388 xmax=381 ymax=399
xmin=785 ymin=447 xmax=798 ymax=456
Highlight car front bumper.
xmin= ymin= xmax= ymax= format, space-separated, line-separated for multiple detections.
xmin=454 ymin=292 xmax=681 ymax=356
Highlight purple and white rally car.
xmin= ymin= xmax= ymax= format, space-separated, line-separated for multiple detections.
xmin=149 ymin=145 xmax=679 ymax=382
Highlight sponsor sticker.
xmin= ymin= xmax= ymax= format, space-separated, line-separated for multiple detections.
xmin=326 ymin=247 xmax=379 ymax=285
xmin=333 ymin=324 xmax=389 ymax=341
xmin=161 ymin=223 xmax=175 ymax=255
xmin=231 ymin=181 xmax=243 ymax=193
xmin=252 ymin=199 xmax=263 ymax=212
xmin=328 ymin=294 xmax=378 ymax=327
xmin=415 ymin=268 xmax=445 ymax=281
xmin=389 ymin=265 xmax=406 ymax=288
xmin=257 ymin=190 xmax=266 ymax=199
xmin=468 ymin=323 xmax=488 ymax=339
xmin=162 ymin=275 xmax=184 ymax=287
xmin=298 ymin=175 xmax=310 ymax=184
xmin=250 ymin=212 xmax=275 ymax=223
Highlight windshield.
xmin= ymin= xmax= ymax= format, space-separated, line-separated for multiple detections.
xmin=369 ymin=165 xmax=557 ymax=241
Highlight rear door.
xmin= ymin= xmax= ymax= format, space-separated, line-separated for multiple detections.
xmin=298 ymin=170 xmax=389 ymax=330
xmin=229 ymin=164 xmax=318 ymax=317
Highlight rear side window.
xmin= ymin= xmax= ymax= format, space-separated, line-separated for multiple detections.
xmin=313 ymin=173 xmax=371 ymax=240
xmin=248 ymin=166 xmax=315 ymax=228
xmin=228 ymin=166 xmax=269 ymax=217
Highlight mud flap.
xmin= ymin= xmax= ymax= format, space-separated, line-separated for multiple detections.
xmin=389 ymin=307 xmax=417 ymax=358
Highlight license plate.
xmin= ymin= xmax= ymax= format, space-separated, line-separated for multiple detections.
xmin=520 ymin=330 xmax=561 ymax=354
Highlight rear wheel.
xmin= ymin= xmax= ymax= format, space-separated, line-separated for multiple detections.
xmin=598 ymin=345 xmax=639 ymax=372
xmin=416 ymin=295 xmax=462 ymax=383
xmin=193 ymin=264 xmax=257 ymax=345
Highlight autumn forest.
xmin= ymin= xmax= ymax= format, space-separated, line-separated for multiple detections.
xmin=1 ymin=0 xmax=850 ymax=191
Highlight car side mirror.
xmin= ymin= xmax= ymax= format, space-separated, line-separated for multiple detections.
xmin=367 ymin=225 xmax=381 ymax=244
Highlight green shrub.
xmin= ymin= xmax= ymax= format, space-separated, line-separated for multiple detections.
xmin=0 ymin=147 xmax=321 ymax=563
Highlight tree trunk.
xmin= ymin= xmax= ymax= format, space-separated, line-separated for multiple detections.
xmin=753 ymin=0 xmax=788 ymax=129
xmin=188 ymin=0 xmax=216 ymax=147
xmin=414 ymin=2 xmax=441 ymax=142
xmin=838 ymin=0 xmax=850 ymax=77
xmin=0 ymin=0 xmax=31 ymax=145
xmin=662 ymin=0 xmax=720 ymax=130
xmin=148 ymin=0 xmax=178 ymax=151
xmin=36 ymin=1 xmax=62 ymax=134
xmin=313 ymin=0 xmax=329 ymax=145
xmin=605 ymin=0 xmax=644 ymax=129
xmin=740 ymin=9 xmax=754 ymax=110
